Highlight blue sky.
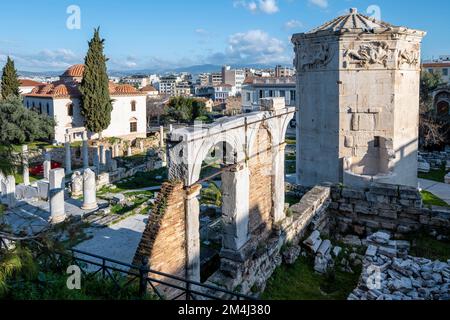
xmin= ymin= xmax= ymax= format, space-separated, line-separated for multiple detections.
xmin=0 ymin=0 xmax=448 ymax=72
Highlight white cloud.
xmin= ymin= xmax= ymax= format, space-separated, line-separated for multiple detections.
xmin=0 ymin=48 xmax=81 ymax=71
xmin=233 ymin=0 xmax=279 ymax=14
xmin=207 ymin=29 xmax=291 ymax=65
xmin=258 ymin=0 xmax=279 ymax=14
xmin=309 ymin=0 xmax=328 ymax=9
xmin=284 ymin=19 xmax=303 ymax=30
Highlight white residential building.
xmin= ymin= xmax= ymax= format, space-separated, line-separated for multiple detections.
xmin=158 ymin=75 xmax=181 ymax=96
xmin=222 ymin=65 xmax=245 ymax=93
xmin=241 ymin=77 xmax=296 ymax=112
xmin=23 ymin=64 xmax=147 ymax=143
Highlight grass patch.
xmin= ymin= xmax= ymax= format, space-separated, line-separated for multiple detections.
xmin=116 ymin=168 xmax=167 ymax=190
xmin=286 ymin=154 xmax=296 ymax=161
xmin=14 ymin=172 xmax=39 ymax=185
xmin=421 ymin=191 xmax=449 ymax=208
xmin=406 ymin=232 xmax=450 ymax=261
xmin=262 ymin=256 xmax=360 ymax=300
xmin=419 ymin=165 xmax=447 ymax=183
xmin=200 ymin=182 xmax=222 ymax=207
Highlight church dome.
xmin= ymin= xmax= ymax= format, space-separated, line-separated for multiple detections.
xmin=114 ymin=84 xmax=138 ymax=94
xmin=62 ymin=64 xmax=85 ymax=78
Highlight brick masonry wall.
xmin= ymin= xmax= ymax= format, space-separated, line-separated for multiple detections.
xmin=328 ymin=183 xmax=450 ymax=238
xmin=248 ymin=126 xmax=273 ymax=237
xmin=132 ymin=181 xmax=186 ymax=299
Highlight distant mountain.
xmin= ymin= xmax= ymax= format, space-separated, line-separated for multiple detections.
xmin=18 ymin=63 xmax=290 ymax=78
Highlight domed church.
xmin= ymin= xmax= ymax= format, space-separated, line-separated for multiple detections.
xmin=23 ymin=64 xmax=147 ymax=143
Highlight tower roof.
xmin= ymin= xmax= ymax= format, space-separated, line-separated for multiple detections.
xmin=294 ymin=8 xmax=425 ymax=39
xmin=307 ymin=8 xmax=396 ymax=34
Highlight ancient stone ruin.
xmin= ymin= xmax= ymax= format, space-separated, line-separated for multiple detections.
xmin=293 ymin=8 xmax=426 ymax=188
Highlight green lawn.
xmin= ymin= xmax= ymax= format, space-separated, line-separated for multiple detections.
xmin=419 ymin=166 xmax=447 ymax=183
xmin=116 ymin=168 xmax=167 ymax=190
xmin=285 ymin=137 xmax=296 ymax=145
xmin=421 ymin=191 xmax=449 ymax=208
xmin=262 ymin=256 xmax=361 ymax=300
xmin=406 ymin=232 xmax=450 ymax=261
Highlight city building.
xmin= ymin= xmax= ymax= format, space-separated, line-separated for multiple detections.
xmin=209 ymin=72 xmax=223 ymax=86
xmin=222 ymin=65 xmax=245 ymax=93
xmin=241 ymin=76 xmax=296 ymax=112
xmin=158 ymin=75 xmax=181 ymax=96
xmin=23 ymin=64 xmax=147 ymax=143
xmin=140 ymin=85 xmax=159 ymax=97
xmin=196 ymin=84 xmax=234 ymax=103
xmin=196 ymin=73 xmax=210 ymax=86
xmin=174 ymin=82 xmax=192 ymax=96
xmin=422 ymin=56 xmax=450 ymax=84
xmin=120 ymin=74 xmax=159 ymax=89
xmin=275 ymin=65 xmax=296 ymax=78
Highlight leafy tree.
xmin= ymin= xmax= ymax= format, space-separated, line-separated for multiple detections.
xmin=0 ymin=96 xmax=55 ymax=175
xmin=79 ymin=28 xmax=113 ymax=137
xmin=0 ymin=96 xmax=55 ymax=145
xmin=419 ymin=71 xmax=448 ymax=148
xmin=1 ymin=57 xmax=21 ymax=100
xmin=165 ymin=97 xmax=207 ymax=123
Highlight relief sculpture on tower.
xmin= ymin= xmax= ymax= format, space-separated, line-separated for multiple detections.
xmin=295 ymin=42 xmax=334 ymax=71
xmin=344 ymin=41 xmax=390 ymax=68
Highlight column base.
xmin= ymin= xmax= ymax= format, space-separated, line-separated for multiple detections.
xmin=82 ymin=202 xmax=98 ymax=211
xmin=51 ymin=214 xmax=67 ymax=224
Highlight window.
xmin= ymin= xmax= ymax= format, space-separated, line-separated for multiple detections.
xmin=428 ymin=69 xmax=433 ymax=73
xmin=67 ymin=103 xmax=74 ymax=117
xmin=280 ymin=90 xmax=285 ymax=97
xmin=269 ymin=90 xmax=273 ymax=97
xmin=131 ymin=100 xmax=137 ymax=112
xmin=39 ymin=102 xmax=42 ymax=114
xmin=26 ymin=101 xmax=29 ymax=108
xmin=130 ymin=118 xmax=138 ymax=133
xmin=246 ymin=92 xmax=251 ymax=102
xmin=259 ymin=90 xmax=264 ymax=99
xmin=46 ymin=103 xmax=50 ymax=114
xmin=290 ymin=90 xmax=296 ymax=101
xmin=443 ymin=68 xmax=449 ymax=76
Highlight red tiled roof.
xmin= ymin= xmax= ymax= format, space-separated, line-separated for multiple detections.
xmin=19 ymin=79 xmax=45 ymax=87
xmin=422 ymin=63 xmax=450 ymax=68
xmin=140 ymin=85 xmax=157 ymax=92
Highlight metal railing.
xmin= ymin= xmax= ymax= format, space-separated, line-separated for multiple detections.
xmin=66 ymin=248 xmax=255 ymax=301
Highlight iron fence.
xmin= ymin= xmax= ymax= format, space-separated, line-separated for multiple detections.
xmin=65 ymin=248 xmax=255 ymax=301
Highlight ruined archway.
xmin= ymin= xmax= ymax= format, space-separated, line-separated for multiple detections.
xmin=133 ymin=98 xmax=295 ymax=296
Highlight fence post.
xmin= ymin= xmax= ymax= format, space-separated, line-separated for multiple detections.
xmin=139 ymin=257 xmax=149 ymax=298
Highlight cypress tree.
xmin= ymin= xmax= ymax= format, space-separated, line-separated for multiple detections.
xmin=1 ymin=56 xmax=21 ymax=99
xmin=79 ymin=27 xmax=113 ymax=137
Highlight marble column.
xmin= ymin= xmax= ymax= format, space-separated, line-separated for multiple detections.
xmin=93 ymin=147 xmax=100 ymax=175
xmin=71 ymin=171 xmax=83 ymax=199
xmin=221 ymin=164 xmax=250 ymax=251
xmin=64 ymin=134 xmax=72 ymax=175
xmin=127 ymin=145 xmax=132 ymax=157
xmin=159 ymin=126 xmax=165 ymax=148
xmin=272 ymin=143 xmax=287 ymax=223
xmin=22 ymin=145 xmax=30 ymax=186
xmin=3 ymin=176 xmax=16 ymax=208
xmin=43 ymin=152 xmax=51 ymax=180
xmin=185 ymin=184 xmax=202 ymax=283
xmin=82 ymin=131 xmax=89 ymax=169
xmin=49 ymin=168 xmax=66 ymax=223
xmin=113 ymin=144 xmax=120 ymax=158
xmin=105 ymin=149 xmax=113 ymax=172
xmin=139 ymin=140 xmax=145 ymax=153
xmin=82 ymin=168 xmax=98 ymax=211
xmin=0 ymin=172 xmax=5 ymax=198
xmin=99 ymin=145 xmax=105 ymax=165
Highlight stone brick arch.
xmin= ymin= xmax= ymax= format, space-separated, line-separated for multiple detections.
xmin=147 ymin=98 xmax=294 ymax=285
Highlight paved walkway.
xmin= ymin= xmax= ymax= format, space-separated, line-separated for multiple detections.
xmin=419 ymin=179 xmax=450 ymax=205
xmin=74 ymin=214 xmax=148 ymax=271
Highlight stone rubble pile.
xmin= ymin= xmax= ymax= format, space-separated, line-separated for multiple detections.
xmin=303 ymin=231 xmax=342 ymax=274
xmin=349 ymin=231 xmax=450 ymax=300
xmin=418 ymin=151 xmax=449 ymax=171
